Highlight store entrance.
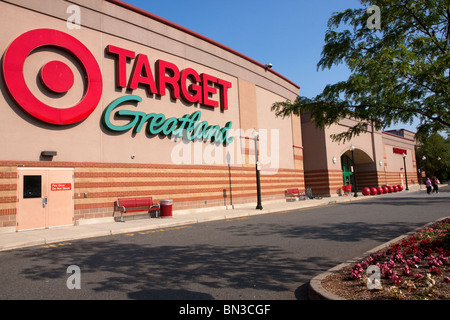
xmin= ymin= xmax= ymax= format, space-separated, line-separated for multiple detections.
xmin=17 ymin=168 xmax=74 ymax=231
xmin=341 ymin=154 xmax=353 ymax=191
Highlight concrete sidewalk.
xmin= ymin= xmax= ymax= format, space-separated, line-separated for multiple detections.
xmin=0 ymin=188 xmax=421 ymax=252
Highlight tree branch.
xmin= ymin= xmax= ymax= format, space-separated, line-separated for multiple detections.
xmin=401 ymin=1 xmax=447 ymax=54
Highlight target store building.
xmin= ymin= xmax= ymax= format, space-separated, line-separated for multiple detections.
xmin=0 ymin=0 xmax=417 ymax=231
xmin=0 ymin=0 xmax=304 ymax=231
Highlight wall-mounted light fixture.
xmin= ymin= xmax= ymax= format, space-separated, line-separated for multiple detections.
xmin=332 ymin=157 xmax=337 ymax=164
xmin=40 ymin=151 xmax=57 ymax=160
xmin=41 ymin=151 xmax=57 ymax=157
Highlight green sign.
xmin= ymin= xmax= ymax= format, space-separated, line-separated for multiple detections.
xmin=102 ymin=95 xmax=234 ymax=144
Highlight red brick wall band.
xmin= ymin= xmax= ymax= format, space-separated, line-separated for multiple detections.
xmin=0 ymin=161 xmax=304 ymax=227
xmin=305 ymin=169 xmax=418 ymax=196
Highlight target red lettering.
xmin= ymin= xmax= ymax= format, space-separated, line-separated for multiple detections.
xmin=106 ymin=45 xmax=231 ymax=110
xmin=156 ymin=59 xmax=181 ymax=100
xmin=127 ymin=54 xmax=158 ymax=95
xmin=180 ymin=68 xmax=202 ymax=104
xmin=106 ymin=45 xmax=135 ymax=88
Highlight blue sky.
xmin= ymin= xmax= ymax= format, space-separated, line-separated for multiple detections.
xmin=124 ymin=0 xmax=419 ymax=132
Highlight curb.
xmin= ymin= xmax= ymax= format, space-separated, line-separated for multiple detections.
xmin=0 ymin=185 xmax=427 ymax=253
xmin=0 ymin=194 xmax=372 ymax=252
xmin=307 ymin=215 xmax=450 ymax=300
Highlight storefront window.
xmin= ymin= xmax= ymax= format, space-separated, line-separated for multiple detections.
xmin=23 ymin=175 xmax=41 ymax=198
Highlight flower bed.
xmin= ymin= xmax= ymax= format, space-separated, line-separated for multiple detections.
xmin=321 ymin=218 xmax=450 ymax=300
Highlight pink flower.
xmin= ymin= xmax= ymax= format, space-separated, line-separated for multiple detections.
xmin=391 ymin=274 xmax=402 ymax=285
xmin=414 ymin=273 xmax=423 ymax=280
xmin=402 ymin=265 xmax=412 ymax=275
xmin=429 ymin=266 xmax=441 ymax=275
xmin=388 ymin=260 xmax=396 ymax=268
xmin=406 ymin=259 xmax=415 ymax=267
xmin=444 ymin=277 xmax=450 ymax=283
xmin=351 ymin=263 xmax=364 ymax=279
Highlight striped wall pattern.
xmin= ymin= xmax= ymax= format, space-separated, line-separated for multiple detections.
xmin=304 ymin=169 xmax=419 ymax=196
xmin=304 ymin=169 xmax=343 ymax=197
xmin=376 ymin=171 xmax=418 ymax=187
xmin=355 ymin=171 xmax=379 ymax=189
xmin=0 ymin=161 xmax=304 ymax=228
xmin=355 ymin=171 xmax=417 ymax=189
xmin=0 ymin=165 xmax=17 ymax=228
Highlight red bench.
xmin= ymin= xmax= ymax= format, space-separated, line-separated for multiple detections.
xmin=285 ymin=188 xmax=306 ymax=201
xmin=114 ymin=197 xmax=160 ymax=222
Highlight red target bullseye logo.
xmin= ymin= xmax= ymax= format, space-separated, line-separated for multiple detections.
xmin=2 ymin=29 xmax=102 ymax=125
xmin=40 ymin=60 xmax=75 ymax=94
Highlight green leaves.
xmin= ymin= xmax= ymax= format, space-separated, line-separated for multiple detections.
xmin=415 ymin=133 xmax=450 ymax=179
xmin=273 ymin=0 xmax=450 ymax=141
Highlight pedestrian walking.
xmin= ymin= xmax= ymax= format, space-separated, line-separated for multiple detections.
xmin=431 ymin=176 xmax=440 ymax=194
xmin=426 ymin=177 xmax=432 ymax=194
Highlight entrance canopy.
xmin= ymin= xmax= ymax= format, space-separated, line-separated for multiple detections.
xmin=341 ymin=148 xmax=374 ymax=165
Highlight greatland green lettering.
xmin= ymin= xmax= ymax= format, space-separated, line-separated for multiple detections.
xmin=102 ymin=95 xmax=234 ymax=144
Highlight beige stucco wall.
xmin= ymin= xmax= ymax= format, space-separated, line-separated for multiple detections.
xmin=255 ymin=86 xmax=295 ymax=171
xmin=300 ymin=113 xmax=328 ymax=172
xmin=0 ymin=0 xmax=304 ymax=228
xmin=0 ymin=0 xmax=299 ymax=169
